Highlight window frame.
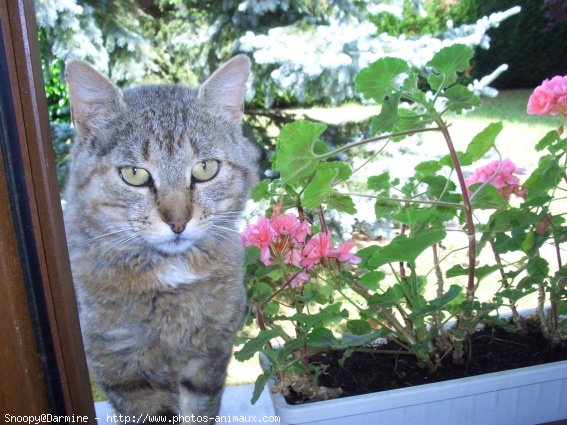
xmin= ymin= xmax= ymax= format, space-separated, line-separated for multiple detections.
xmin=0 ymin=0 xmax=95 ymax=419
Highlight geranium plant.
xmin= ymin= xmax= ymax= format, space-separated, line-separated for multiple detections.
xmin=235 ymin=44 xmax=567 ymax=404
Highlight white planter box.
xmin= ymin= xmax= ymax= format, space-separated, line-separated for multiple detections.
xmin=266 ymin=359 xmax=567 ymax=425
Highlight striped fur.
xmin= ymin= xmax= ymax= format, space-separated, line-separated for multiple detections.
xmin=64 ymin=56 xmax=257 ymax=422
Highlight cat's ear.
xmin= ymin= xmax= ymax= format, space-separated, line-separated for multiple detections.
xmin=65 ymin=60 xmax=124 ymax=135
xmin=197 ymin=54 xmax=250 ymax=122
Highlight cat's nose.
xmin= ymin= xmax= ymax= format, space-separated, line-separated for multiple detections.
xmin=167 ymin=220 xmax=188 ymax=234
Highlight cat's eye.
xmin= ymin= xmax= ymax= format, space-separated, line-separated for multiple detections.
xmin=191 ymin=159 xmax=219 ymax=182
xmin=119 ymin=166 xmax=151 ymax=187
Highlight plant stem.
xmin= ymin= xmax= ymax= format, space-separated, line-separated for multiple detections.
xmin=254 ymin=307 xmax=274 ymax=350
xmin=297 ymin=205 xmax=305 ymax=222
xmin=348 ymin=139 xmax=391 ymax=178
xmin=537 ymin=284 xmax=551 ymax=339
xmin=488 ymin=237 xmax=525 ymax=333
xmin=319 ymin=126 xmax=443 ymax=160
xmin=432 ymin=243 xmax=444 ymax=330
xmin=554 ymin=235 xmax=563 ymax=270
xmin=399 ymin=224 xmax=408 ymax=282
xmin=348 ymin=280 xmax=417 ymax=345
xmin=434 ymin=116 xmax=477 ymax=364
xmin=435 ymin=118 xmax=476 ymax=300
xmin=337 ymin=192 xmax=463 ymax=209
xmin=317 ymin=205 xmax=328 ymax=233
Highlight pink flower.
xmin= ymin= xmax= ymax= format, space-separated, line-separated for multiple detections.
xmin=465 ymin=159 xmax=526 ymax=200
xmin=242 ymin=215 xmax=276 ymax=265
xmin=288 ymin=271 xmax=310 ymax=288
xmin=330 ymin=242 xmax=362 ymax=265
xmin=301 ymin=232 xmax=332 ymax=270
xmin=527 ymin=75 xmax=567 ymax=116
xmin=527 ymin=86 xmax=555 ymax=115
xmin=291 ymin=220 xmax=311 ymax=244
xmin=284 ymin=245 xmax=303 ymax=267
xmin=270 ymin=213 xmax=311 ymax=243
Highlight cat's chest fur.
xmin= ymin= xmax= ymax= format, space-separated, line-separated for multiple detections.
xmin=153 ymin=256 xmax=205 ymax=288
xmin=74 ymin=245 xmax=245 ymax=351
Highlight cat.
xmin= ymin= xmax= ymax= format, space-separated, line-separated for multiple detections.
xmin=63 ymin=55 xmax=258 ymax=423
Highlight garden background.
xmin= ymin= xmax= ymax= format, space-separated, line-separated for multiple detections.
xmin=35 ymin=0 xmax=567 ymax=397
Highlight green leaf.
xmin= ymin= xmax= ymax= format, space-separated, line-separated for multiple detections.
xmin=302 ymin=168 xmax=337 ymax=209
xmin=309 ymin=328 xmax=389 ymax=350
xmin=427 ymin=44 xmax=473 ymax=88
xmin=371 ymin=93 xmax=400 ymax=134
xmin=366 ymin=230 xmax=446 ymax=268
xmin=251 ymin=179 xmax=271 ymax=202
xmin=245 ymin=246 xmax=261 ymax=267
xmin=374 ymin=200 xmax=400 ymax=221
xmin=492 ymin=232 xmax=520 ymax=253
xmin=527 ymin=256 xmax=549 ymax=281
xmin=396 ymin=108 xmax=434 ymax=133
xmin=234 ymin=328 xmax=281 ymax=362
xmin=535 ymin=130 xmax=560 ymax=152
xmin=338 ymin=331 xmax=387 ymax=348
xmin=327 ymin=193 xmax=357 ymax=214
xmin=420 ymin=175 xmax=457 ymax=199
xmin=308 ymin=327 xmax=336 ymax=347
xmin=439 ymin=151 xmax=474 ymax=168
xmin=289 ymin=303 xmax=348 ymax=328
xmin=251 ymin=281 xmax=274 ymax=304
xmin=521 ymin=230 xmax=535 ymax=253
xmin=273 ymin=120 xmax=327 ymax=183
xmin=347 ymin=320 xmax=372 ymax=335
xmin=524 ymin=155 xmax=563 ymax=200
xmin=465 ymin=122 xmax=503 ymax=162
xmin=251 ymin=371 xmax=272 ymax=404
xmin=412 ymin=285 xmax=462 ymax=316
xmin=475 ymin=264 xmax=501 ymax=282
xmin=430 ymin=285 xmax=462 ymax=309
xmin=469 ymin=183 xmax=508 ymax=210
xmin=394 ymin=206 xmax=456 ymax=231
xmin=444 ymin=85 xmax=480 ymax=113
xmin=446 ymin=264 xmax=467 ymax=278
xmin=357 ymin=245 xmax=379 ymax=269
xmin=415 ymin=160 xmax=442 ymax=176
xmin=498 ymin=287 xmax=536 ymax=303
xmin=368 ymin=284 xmax=403 ymax=307
xmin=428 ymin=73 xmax=445 ymax=91
xmin=265 ymin=301 xmax=280 ymax=316
xmin=355 ymin=57 xmax=409 ymax=101
xmin=488 ymin=208 xmax=539 ymax=232
xmin=359 ymin=271 xmax=386 ymax=291
xmin=368 ymin=172 xmax=391 ymax=193
xmin=316 ymin=162 xmax=352 ymax=181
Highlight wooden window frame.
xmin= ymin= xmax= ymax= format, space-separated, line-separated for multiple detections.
xmin=0 ymin=0 xmax=95 ymax=420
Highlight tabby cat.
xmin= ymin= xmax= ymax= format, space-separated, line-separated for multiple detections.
xmin=64 ymin=55 xmax=258 ymax=423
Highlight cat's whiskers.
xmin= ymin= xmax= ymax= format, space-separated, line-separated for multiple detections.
xmin=73 ymin=226 xmax=133 ymax=246
xmin=205 ymin=227 xmax=237 ymax=246
xmin=209 ymin=224 xmax=240 ymax=236
xmin=97 ymin=231 xmax=144 ymax=264
xmin=203 ymin=231 xmax=228 ymax=247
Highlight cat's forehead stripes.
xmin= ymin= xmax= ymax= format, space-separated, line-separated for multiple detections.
xmin=142 ymin=139 xmax=150 ymax=161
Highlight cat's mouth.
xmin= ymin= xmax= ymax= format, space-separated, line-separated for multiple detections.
xmin=144 ymin=227 xmax=205 ymax=255
xmin=151 ymin=235 xmax=194 ymax=255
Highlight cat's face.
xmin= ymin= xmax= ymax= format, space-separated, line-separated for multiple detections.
xmin=65 ymin=56 xmax=258 ymax=257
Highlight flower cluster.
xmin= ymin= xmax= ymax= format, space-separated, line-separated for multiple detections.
xmin=465 ymin=159 xmax=526 ymax=200
xmin=527 ymin=75 xmax=567 ymax=117
xmin=242 ymin=211 xmax=361 ymax=286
